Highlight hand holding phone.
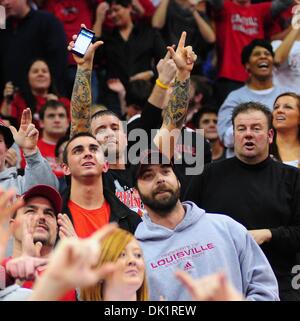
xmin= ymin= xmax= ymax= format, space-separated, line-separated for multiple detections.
xmin=71 ymin=27 xmax=95 ymax=58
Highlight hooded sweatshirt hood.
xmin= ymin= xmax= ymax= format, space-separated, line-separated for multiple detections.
xmin=135 ymin=201 xmax=204 ymax=241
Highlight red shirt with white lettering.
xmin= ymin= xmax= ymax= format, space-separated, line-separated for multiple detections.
xmin=214 ymin=1 xmax=272 ymax=82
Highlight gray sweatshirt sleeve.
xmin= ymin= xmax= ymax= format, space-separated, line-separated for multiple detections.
xmin=239 ymin=231 xmax=279 ymax=301
xmin=271 ymin=0 xmax=293 ymax=18
xmin=18 ymin=150 xmax=59 ymax=194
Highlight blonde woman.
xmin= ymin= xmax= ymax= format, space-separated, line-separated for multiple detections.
xmin=80 ymin=228 xmax=148 ymax=301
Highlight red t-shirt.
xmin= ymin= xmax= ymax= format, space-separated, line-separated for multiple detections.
xmin=10 ymin=93 xmax=70 ymax=131
xmin=68 ymin=199 xmax=111 ymax=238
xmin=20 ymin=139 xmax=65 ymax=177
xmin=214 ymin=1 xmax=272 ymax=82
xmin=1 ymin=257 xmax=76 ymax=301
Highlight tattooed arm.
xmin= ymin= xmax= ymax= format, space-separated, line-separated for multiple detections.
xmin=70 ymin=68 xmax=92 ymax=136
xmin=163 ymin=78 xmax=190 ymax=131
xmin=154 ymin=32 xmax=197 ymax=158
xmin=68 ymin=24 xmax=104 ymax=137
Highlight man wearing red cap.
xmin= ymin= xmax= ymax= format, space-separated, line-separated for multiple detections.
xmin=1 ymin=184 xmax=77 ymax=301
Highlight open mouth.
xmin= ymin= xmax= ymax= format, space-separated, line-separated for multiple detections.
xmin=244 ymin=142 xmax=255 ymax=149
xmin=82 ymin=162 xmax=95 ymax=167
xmin=155 ymin=189 xmax=171 ymax=196
xmin=257 ymin=62 xmax=269 ymax=70
xmin=275 ymin=115 xmax=286 ymax=121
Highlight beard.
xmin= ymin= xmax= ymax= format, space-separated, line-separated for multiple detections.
xmin=33 ymin=224 xmax=55 ymax=247
xmin=33 ymin=235 xmax=50 ymax=246
xmin=139 ymin=183 xmax=181 ymax=217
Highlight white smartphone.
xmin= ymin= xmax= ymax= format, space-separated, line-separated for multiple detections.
xmin=71 ymin=27 xmax=95 ymax=57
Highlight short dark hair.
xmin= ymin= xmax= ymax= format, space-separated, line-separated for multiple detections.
xmin=91 ymin=109 xmax=125 ymax=132
xmin=91 ymin=109 xmax=121 ymax=122
xmin=232 ymin=102 xmax=273 ymax=129
xmin=62 ymin=132 xmax=97 ymax=165
xmin=195 ymin=106 xmax=218 ymax=127
xmin=55 ymin=135 xmax=69 ymax=158
xmin=125 ymin=80 xmax=152 ymax=110
xmin=241 ymin=39 xmax=274 ymax=66
xmin=39 ymin=100 xmax=68 ymax=120
xmin=106 ymin=0 xmax=132 ymax=7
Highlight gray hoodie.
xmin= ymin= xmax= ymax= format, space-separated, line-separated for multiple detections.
xmin=135 ymin=201 xmax=279 ymax=301
xmin=0 ymin=150 xmax=59 ymax=194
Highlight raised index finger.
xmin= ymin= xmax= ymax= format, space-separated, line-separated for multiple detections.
xmin=21 ymin=108 xmax=31 ymax=126
xmin=177 ymin=31 xmax=187 ymax=50
xmin=163 ymin=49 xmax=171 ymax=61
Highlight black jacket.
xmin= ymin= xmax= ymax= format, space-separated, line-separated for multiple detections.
xmin=61 ymin=186 xmax=142 ymax=235
xmin=0 ymin=9 xmax=68 ymax=97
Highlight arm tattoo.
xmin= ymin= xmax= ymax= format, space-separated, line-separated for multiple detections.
xmin=70 ymin=68 xmax=92 ymax=137
xmin=163 ymin=78 xmax=190 ymax=129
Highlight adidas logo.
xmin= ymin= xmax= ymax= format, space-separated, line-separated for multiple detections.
xmin=183 ymin=261 xmax=193 ymax=271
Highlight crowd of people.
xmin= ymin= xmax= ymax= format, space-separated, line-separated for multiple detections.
xmin=0 ymin=0 xmax=300 ymax=301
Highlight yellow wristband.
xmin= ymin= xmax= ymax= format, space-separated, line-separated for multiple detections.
xmin=156 ymin=78 xmax=169 ymax=90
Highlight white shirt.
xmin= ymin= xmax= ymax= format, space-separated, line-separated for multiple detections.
xmin=272 ymin=40 xmax=300 ymax=94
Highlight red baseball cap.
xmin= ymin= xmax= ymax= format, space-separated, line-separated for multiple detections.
xmin=22 ymin=185 xmax=62 ymax=214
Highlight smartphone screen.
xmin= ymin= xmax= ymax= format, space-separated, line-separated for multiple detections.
xmin=72 ymin=28 xmax=94 ymax=57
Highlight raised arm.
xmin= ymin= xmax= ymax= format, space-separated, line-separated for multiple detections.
xmin=9 ymin=109 xmax=59 ymax=191
xmin=191 ymin=10 xmax=215 ymax=44
xmin=93 ymin=2 xmax=109 ymax=38
xmin=162 ymin=32 xmax=196 ymax=131
xmin=152 ymin=0 xmax=170 ymax=29
xmin=274 ymin=9 xmax=300 ymax=66
xmin=68 ymin=25 xmax=104 ymax=137
xmin=154 ymin=32 xmax=197 ymax=158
